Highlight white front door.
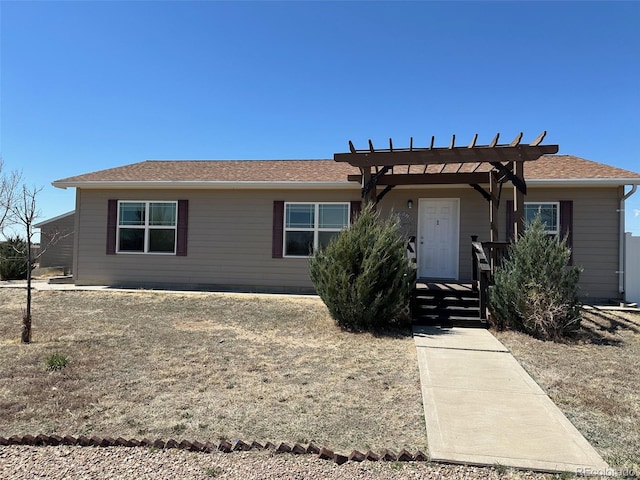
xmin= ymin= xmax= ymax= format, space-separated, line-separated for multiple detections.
xmin=417 ymin=198 xmax=459 ymax=279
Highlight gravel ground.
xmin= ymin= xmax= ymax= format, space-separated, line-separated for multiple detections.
xmin=0 ymin=446 xmax=558 ymax=479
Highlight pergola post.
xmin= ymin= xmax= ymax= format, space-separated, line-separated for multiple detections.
xmin=361 ymin=167 xmax=377 ymax=206
xmin=489 ymin=171 xmax=499 ymax=242
xmin=513 ymin=161 xmax=525 ymax=240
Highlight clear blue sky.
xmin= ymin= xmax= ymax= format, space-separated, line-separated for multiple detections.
xmin=1 ymin=1 xmax=639 ymax=234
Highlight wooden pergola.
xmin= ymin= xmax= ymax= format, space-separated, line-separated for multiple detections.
xmin=334 ymin=131 xmax=558 ymax=242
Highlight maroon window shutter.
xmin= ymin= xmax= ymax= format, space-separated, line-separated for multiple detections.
xmin=176 ymin=200 xmax=188 ymax=256
xmin=506 ymin=200 xmax=514 ymax=242
xmin=350 ymin=200 xmax=362 ymax=224
xmin=560 ymin=200 xmax=573 ymax=264
xmin=272 ymin=201 xmax=284 ymax=258
xmin=106 ymin=199 xmax=117 ymax=255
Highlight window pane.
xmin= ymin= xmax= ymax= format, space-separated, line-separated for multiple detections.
xmin=525 ymin=204 xmax=557 ymax=232
xmin=150 ymin=202 xmax=176 ymax=226
xmin=318 ymin=231 xmax=340 ymax=250
xmin=119 ymin=203 xmax=145 ymax=225
xmin=149 ymin=229 xmax=176 ymax=253
xmin=119 ymin=228 xmax=144 ymax=251
xmin=286 ymin=204 xmax=314 ymax=228
xmin=319 ymin=204 xmax=348 ymax=229
xmin=285 ymin=231 xmax=314 ymax=256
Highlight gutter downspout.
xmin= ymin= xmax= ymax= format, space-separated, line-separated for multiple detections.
xmin=620 ymin=184 xmax=638 ymax=300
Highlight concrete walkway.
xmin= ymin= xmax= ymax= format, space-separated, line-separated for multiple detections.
xmin=414 ymin=326 xmax=609 ymax=474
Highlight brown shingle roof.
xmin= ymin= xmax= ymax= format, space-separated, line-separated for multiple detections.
xmin=526 ymin=155 xmax=640 ymax=180
xmin=53 ymin=155 xmax=640 ymax=186
xmin=54 ymin=160 xmax=359 ymax=184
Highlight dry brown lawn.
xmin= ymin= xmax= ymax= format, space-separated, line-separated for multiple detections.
xmin=0 ymin=288 xmax=426 ymax=453
xmin=2 ymin=288 xmax=639 ymax=475
xmin=495 ymin=308 xmax=640 ymax=472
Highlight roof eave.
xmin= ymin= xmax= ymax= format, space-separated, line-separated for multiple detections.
xmin=52 ymin=178 xmax=640 ymax=190
xmin=52 ymin=180 xmax=360 ymax=190
xmin=528 ymin=178 xmax=640 ymax=187
xmin=34 ymin=210 xmax=76 ymax=228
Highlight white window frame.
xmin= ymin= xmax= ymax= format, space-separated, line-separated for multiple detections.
xmin=524 ymin=202 xmax=560 ymax=235
xmin=116 ymin=200 xmax=178 ymax=255
xmin=283 ymin=202 xmax=350 ymax=258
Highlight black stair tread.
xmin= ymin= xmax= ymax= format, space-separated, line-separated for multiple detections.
xmin=414 ymin=314 xmax=483 ymax=321
xmin=415 ymin=304 xmax=480 ymax=311
xmin=413 ymin=319 xmax=488 ymax=328
xmin=414 ymin=309 xmax=481 ymax=316
xmin=414 ymin=297 xmax=478 ymax=302
xmin=414 ymin=305 xmax=480 ymax=312
xmin=413 ymin=296 xmax=479 ymax=302
xmin=414 ymin=293 xmax=479 ymax=299
xmin=414 ymin=300 xmax=479 ymax=306
xmin=412 ymin=286 xmax=486 ymax=328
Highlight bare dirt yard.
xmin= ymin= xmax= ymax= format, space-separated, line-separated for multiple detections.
xmin=1 ymin=288 xmax=638 ymax=479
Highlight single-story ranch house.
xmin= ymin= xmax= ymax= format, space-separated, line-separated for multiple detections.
xmin=52 ymin=137 xmax=640 ymax=303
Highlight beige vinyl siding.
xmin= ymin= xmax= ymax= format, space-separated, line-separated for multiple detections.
xmin=38 ymin=213 xmax=75 ymax=272
xmin=74 ymin=188 xmax=360 ymax=291
xmin=501 ymin=187 xmax=621 ymax=301
xmin=73 ymin=184 xmax=621 ymax=300
xmin=364 ymin=185 xmax=620 ymax=299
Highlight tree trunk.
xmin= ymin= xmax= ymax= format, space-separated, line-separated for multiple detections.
xmin=21 ymin=313 xmax=31 ymax=344
xmin=22 ymin=223 xmax=33 ymax=344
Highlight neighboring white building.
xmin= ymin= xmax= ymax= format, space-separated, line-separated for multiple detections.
xmin=625 ymin=232 xmax=640 ymax=304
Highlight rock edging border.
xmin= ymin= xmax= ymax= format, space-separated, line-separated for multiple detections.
xmin=0 ymin=435 xmax=428 ymax=465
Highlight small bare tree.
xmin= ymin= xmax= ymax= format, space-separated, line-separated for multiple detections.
xmin=0 ymin=159 xmax=21 ymax=234
xmin=14 ymin=185 xmax=42 ymax=343
xmin=10 ymin=184 xmax=70 ymax=343
xmin=2 ymin=160 xmax=70 ymax=343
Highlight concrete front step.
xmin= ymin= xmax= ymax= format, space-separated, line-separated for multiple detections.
xmin=48 ymin=275 xmax=74 ymax=284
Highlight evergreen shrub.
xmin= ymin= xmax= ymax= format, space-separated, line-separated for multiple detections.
xmin=489 ymin=214 xmax=582 ymax=341
xmin=309 ymin=203 xmax=415 ymax=331
xmin=0 ymin=236 xmax=30 ymax=280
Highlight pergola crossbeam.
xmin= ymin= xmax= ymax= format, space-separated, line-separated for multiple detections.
xmin=336 ymin=132 xmax=558 ymax=243
xmin=376 ymin=185 xmax=395 ymax=204
xmin=471 ymin=184 xmax=492 ymax=202
xmin=490 ymin=161 xmax=527 ymax=194
xmin=347 ymin=172 xmax=491 ymax=186
xmin=362 ymin=165 xmax=392 ymax=196
xmin=335 ymin=145 xmax=557 ymax=167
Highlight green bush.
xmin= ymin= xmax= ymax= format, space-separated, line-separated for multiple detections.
xmin=45 ymin=353 xmax=69 ymax=371
xmin=309 ymin=202 xmax=415 ymax=331
xmin=0 ymin=236 xmax=31 ymax=280
xmin=489 ymin=214 xmax=582 ymax=341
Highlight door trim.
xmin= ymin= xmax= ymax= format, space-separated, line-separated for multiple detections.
xmin=417 ymin=198 xmax=460 ymax=280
